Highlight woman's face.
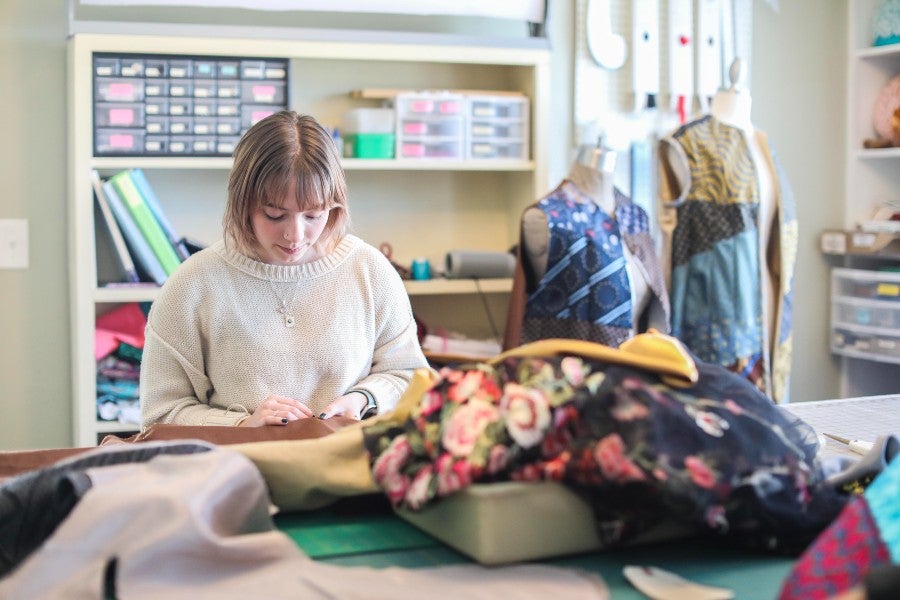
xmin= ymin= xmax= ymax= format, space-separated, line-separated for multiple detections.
xmin=251 ymin=188 xmax=331 ymax=265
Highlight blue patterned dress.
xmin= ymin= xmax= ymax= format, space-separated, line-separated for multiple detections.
xmin=517 ymin=182 xmax=670 ymax=348
xmin=660 ymin=115 xmax=798 ymax=402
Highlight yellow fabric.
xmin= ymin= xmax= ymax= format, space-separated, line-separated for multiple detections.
xmin=232 ymin=368 xmax=439 ymax=511
xmin=491 ymin=330 xmax=698 ymax=388
xmin=234 ymin=331 xmax=696 ymax=511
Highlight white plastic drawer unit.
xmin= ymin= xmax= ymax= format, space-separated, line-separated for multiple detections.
xmin=831 ymin=267 xmax=900 ymax=364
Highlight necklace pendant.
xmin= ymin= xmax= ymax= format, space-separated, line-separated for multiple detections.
xmin=284 ymin=313 xmax=296 ymax=328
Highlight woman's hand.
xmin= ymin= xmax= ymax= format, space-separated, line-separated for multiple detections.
xmin=319 ymin=393 xmax=369 ymax=420
xmin=238 ymin=394 xmax=314 ymax=427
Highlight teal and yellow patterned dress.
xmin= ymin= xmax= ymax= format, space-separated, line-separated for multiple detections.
xmin=659 ymin=115 xmax=798 ymax=403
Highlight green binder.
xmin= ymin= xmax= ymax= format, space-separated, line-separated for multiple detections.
xmin=109 ymin=170 xmax=182 ymax=275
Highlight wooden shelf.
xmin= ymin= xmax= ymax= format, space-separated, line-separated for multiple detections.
xmin=69 ymin=31 xmax=549 ymax=446
xmin=94 ymin=277 xmax=513 ymax=304
xmin=93 ymin=156 xmax=535 ymax=172
xmin=821 ymin=230 xmax=900 ymax=260
xmin=856 ymin=147 xmax=900 ymax=160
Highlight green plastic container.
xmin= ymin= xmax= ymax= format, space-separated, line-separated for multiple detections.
xmin=345 ymin=133 xmax=395 ymax=159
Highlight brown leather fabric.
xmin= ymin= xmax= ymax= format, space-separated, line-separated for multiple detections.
xmin=0 ymin=448 xmax=94 ymax=483
xmin=502 ymin=246 xmax=528 ymax=350
xmin=0 ymin=418 xmax=357 ymax=482
xmin=101 ymin=417 xmax=358 ymax=446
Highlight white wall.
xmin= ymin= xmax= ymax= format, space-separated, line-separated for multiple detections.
xmin=0 ymin=0 xmax=845 ymax=450
xmin=750 ymin=0 xmax=846 ymax=401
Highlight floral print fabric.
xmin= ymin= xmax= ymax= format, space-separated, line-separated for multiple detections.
xmin=363 ymin=353 xmax=847 ymax=553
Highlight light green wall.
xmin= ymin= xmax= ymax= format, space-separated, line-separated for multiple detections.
xmin=0 ymin=2 xmax=71 ymax=449
xmin=750 ymin=0 xmax=845 ymax=400
xmin=0 ymin=0 xmax=843 ymax=450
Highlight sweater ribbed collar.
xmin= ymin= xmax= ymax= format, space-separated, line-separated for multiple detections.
xmin=213 ymin=235 xmax=360 ymax=282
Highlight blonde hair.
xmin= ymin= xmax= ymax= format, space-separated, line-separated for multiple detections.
xmin=224 ymin=111 xmax=350 ymax=254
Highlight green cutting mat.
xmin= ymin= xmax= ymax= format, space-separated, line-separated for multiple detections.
xmin=275 ymin=510 xmax=438 ymax=559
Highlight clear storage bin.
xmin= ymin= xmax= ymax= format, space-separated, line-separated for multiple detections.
xmin=831 ymin=268 xmax=900 ymax=364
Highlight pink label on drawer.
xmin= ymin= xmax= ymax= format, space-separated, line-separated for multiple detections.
xmin=251 ymin=109 xmax=274 ymax=124
xmin=408 ymin=100 xmax=434 ymax=113
xmin=109 ymin=108 xmax=135 ymax=126
xmin=252 ymin=85 xmax=276 ymax=101
xmin=401 ymin=143 xmax=426 ymax=157
xmin=107 ymin=82 xmax=134 ymax=99
xmin=109 ymin=134 xmax=134 ymax=149
xmin=403 ymin=122 xmax=427 ymax=135
xmin=439 ymin=101 xmax=461 ymax=114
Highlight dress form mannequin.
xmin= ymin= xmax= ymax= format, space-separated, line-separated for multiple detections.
xmin=658 ymin=56 xmax=796 ymax=400
xmin=710 ymin=59 xmax=777 ymax=365
xmin=520 ymin=140 xmax=652 ymax=330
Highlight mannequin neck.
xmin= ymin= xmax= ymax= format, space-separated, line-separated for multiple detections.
xmin=710 ymin=88 xmax=753 ymax=133
xmin=568 ymin=162 xmax=616 ymax=216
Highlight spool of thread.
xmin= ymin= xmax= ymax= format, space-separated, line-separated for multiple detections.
xmin=411 ymin=257 xmax=431 ymax=280
xmin=444 ymin=250 xmax=516 ymax=279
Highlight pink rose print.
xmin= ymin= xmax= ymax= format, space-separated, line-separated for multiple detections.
xmin=405 ymin=465 xmax=434 ymax=510
xmin=439 ymin=366 xmax=462 ymax=383
xmin=442 ymin=399 xmax=500 ymax=457
xmin=684 ymin=455 xmax=716 ymax=489
xmin=372 ymin=436 xmax=413 ymax=506
xmin=542 ymin=450 xmax=571 ymax=481
xmin=610 ymin=390 xmax=650 ymax=421
xmin=686 ymin=404 xmax=730 ymax=437
xmin=487 ymin=444 xmax=510 ymax=475
xmin=510 ymin=463 xmax=542 ymax=482
xmin=594 ymin=433 xmax=645 ymax=482
xmin=435 ymin=453 xmax=473 ymax=496
xmin=373 ymin=435 xmax=411 ymax=484
xmin=705 ymin=504 xmax=728 ymax=532
xmin=447 ymin=369 xmax=486 ymax=403
xmin=475 ymin=376 xmax=503 ymax=403
xmin=381 ymin=472 xmax=410 ymax=506
xmin=560 ymin=356 xmax=586 ymax=386
xmin=419 ymin=389 xmax=445 ymax=418
xmin=723 ymin=399 xmax=745 ymax=415
xmin=500 ymin=383 xmax=551 ymax=448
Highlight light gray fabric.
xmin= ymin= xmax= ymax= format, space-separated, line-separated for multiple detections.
xmin=0 ymin=447 xmax=608 ymax=599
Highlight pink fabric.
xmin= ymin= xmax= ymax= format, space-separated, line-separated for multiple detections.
xmin=94 ymin=302 xmax=146 ymax=360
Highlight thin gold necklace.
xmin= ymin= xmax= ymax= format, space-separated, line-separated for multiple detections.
xmin=257 ymin=246 xmax=312 ymax=328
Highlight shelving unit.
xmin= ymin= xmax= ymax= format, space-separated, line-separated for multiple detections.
xmin=833 ymin=0 xmax=900 ymax=397
xmin=68 ymin=27 xmax=550 ymax=446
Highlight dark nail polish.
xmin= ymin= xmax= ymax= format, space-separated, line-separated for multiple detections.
xmin=281 ymin=417 xmax=288 ymax=424
xmin=318 ymin=413 xmax=327 ymax=419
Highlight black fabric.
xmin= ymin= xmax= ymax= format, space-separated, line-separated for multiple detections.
xmin=364 ymin=350 xmax=848 ymax=555
xmin=0 ymin=441 xmax=212 ymax=577
xmin=866 ymin=564 xmax=900 ymax=600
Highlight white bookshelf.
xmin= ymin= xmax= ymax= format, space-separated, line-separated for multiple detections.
xmin=835 ymin=0 xmax=900 ymax=397
xmin=68 ymin=28 xmax=550 ymax=445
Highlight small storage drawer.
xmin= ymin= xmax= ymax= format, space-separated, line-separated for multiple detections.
xmin=95 ymin=103 xmax=145 ymax=128
xmin=92 ymin=52 xmax=289 ymax=157
xmin=831 ymin=268 xmax=900 ymax=364
xmin=469 ymin=140 xmax=527 ymax=160
xmin=399 ymin=139 xmax=464 ymax=159
xmin=95 ymin=78 xmax=144 ymax=103
xmin=465 ymin=94 xmax=529 ymax=160
xmin=396 ymin=93 xmax=464 ymax=117
xmin=95 ymin=128 xmax=144 ymax=154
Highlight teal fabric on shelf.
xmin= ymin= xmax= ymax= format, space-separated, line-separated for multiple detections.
xmin=872 ymin=0 xmax=900 ymax=46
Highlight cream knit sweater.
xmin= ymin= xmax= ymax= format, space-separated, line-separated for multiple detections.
xmin=140 ymin=235 xmax=428 ymax=427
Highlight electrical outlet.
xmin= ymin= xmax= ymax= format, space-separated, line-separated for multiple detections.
xmin=0 ymin=219 xmax=29 ymax=269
